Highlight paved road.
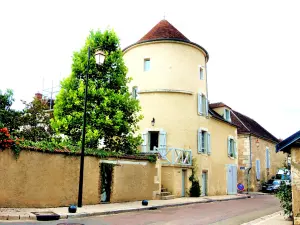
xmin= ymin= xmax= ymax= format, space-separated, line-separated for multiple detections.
xmin=0 ymin=195 xmax=281 ymax=225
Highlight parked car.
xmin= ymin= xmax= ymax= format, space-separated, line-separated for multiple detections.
xmin=262 ymin=179 xmax=274 ymax=192
xmin=265 ymin=180 xmax=285 ymax=193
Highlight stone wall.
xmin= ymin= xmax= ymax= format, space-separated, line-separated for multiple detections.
xmin=291 ymin=147 xmax=300 ymax=223
xmin=0 ymin=149 xmax=159 ymax=207
xmin=237 ymin=135 xmax=286 ymax=192
xmin=0 ymin=149 xmax=100 ymax=207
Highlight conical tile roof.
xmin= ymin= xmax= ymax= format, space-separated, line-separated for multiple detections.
xmin=138 ymin=20 xmax=190 ymax=42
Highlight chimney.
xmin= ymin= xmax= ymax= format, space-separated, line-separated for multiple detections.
xmin=35 ymin=92 xmax=43 ymax=100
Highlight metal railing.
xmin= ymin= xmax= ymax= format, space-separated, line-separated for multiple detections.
xmin=153 ymin=147 xmax=192 ymax=166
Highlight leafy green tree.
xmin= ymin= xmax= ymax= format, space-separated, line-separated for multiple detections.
xmin=16 ymin=96 xmax=54 ymax=142
xmin=0 ymin=89 xmax=22 ymax=133
xmin=276 ymin=182 xmax=292 ymax=217
xmin=51 ymin=30 xmax=142 ymax=153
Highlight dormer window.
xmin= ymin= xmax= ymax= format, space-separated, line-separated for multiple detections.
xmin=224 ymin=108 xmax=231 ymax=122
xmin=144 ymin=58 xmax=150 ymax=71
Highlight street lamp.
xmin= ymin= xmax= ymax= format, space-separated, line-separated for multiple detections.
xmin=78 ymin=47 xmax=105 ymax=208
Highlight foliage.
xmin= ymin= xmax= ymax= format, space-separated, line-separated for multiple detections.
xmin=0 ymin=126 xmax=21 ymax=158
xmin=275 ymin=182 xmax=293 ymax=217
xmin=189 ymin=158 xmax=201 ymax=197
xmin=0 ymin=89 xmax=23 ymax=134
xmin=147 ymin=154 xmax=157 ymax=163
xmin=15 ymin=96 xmax=54 ymax=142
xmin=51 ymin=29 xmax=142 ymax=154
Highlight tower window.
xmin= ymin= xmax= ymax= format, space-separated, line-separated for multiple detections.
xmin=144 ymin=59 xmax=150 ymax=71
xmin=200 ymin=67 xmax=204 ymax=80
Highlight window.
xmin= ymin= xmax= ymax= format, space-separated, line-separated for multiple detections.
xmin=141 ymin=130 xmax=167 ymax=154
xmin=224 ymin=109 xmax=231 ymax=122
xmin=198 ymin=129 xmax=211 ymax=155
xmin=149 ymin=131 xmax=159 ymax=151
xmin=227 ymin=137 xmax=236 ymax=158
xmin=132 ymin=86 xmax=138 ymax=99
xmin=198 ymin=92 xmax=208 ymax=116
xmin=266 ymin=148 xmax=270 ymax=169
xmin=200 ymin=67 xmax=204 ymax=80
xmin=144 ymin=59 xmax=150 ymax=71
xmin=256 ymin=159 xmax=261 ymax=180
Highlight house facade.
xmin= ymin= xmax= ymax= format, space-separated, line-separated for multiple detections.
xmin=123 ymin=20 xmax=238 ymax=198
xmin=210 ymin=103 xmax=286 ymax=192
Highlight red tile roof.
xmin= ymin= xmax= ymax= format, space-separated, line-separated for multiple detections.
xmin=231 ymin=110 xmax=279 ymax=143
xmin=138 ymin=20 xmax=190 ymax=42
xmin=209 ymin=102 xmax=231 ymax=109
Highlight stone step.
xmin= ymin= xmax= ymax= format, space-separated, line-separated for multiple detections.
xmin=160 ymin=192 xmax=172 ymax=196
xmin=161 ymin=195 xmax=176 ymax=200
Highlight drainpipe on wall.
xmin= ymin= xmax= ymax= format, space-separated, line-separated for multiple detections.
xmin=247 ymin=134 xmax=252 ymax=194
xmin=205 ymin=56 xmax=209 ymax=101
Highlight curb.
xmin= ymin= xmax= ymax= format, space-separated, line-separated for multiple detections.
xmin=0 ymin=195 xmax=249 ymax=221
xmin=67 ymin=196 xmax=249 ymax=219
xmin=240 ymin=211 xmax=283 ymax=225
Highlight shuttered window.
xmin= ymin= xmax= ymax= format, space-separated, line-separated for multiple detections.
xmin=266 ymin=148 xmax=270 ymax=169
xmin=256 ymin=159 xmax=261 ymax=180
xmin=198 ymin=129 xmax=211 ymax=155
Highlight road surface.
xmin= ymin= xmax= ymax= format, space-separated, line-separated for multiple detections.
xmin=0 ymin=195 xmax=281 ymax=225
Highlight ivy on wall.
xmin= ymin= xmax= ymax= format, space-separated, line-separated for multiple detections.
xmin=189 ymin=158 xmax=201 ymax=197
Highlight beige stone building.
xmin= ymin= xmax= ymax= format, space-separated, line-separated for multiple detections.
xmin=123 ymin=20 xmax=239 ymax=198
xmin=276 ymin=130 xmax=300 ymax=224
xmin=210 ymin=102 xmax=286 ymax=192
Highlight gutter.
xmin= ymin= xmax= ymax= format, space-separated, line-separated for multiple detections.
xmin=247 ymin=134 xmax=252 ymax=194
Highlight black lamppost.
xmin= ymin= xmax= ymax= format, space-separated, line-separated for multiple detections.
xmin=78 ymin=47 xmax=105 ymax=207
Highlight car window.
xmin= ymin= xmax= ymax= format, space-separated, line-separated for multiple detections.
xmin=273 ymin=180 xmax=280 ymax=185
xmin=267 ymin=180 xmax=274 ymax=184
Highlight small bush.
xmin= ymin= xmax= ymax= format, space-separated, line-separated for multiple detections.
xmin=189 ymin=158 xmax=201 ymax=197
xmin=190 ymin=179 xmax=201 ymax=197
xmin=275 ymin=182 xmax=292 ymax=217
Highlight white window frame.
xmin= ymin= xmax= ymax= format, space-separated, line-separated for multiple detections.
xmin=144 ymin=58 xmax=150 ymax=71
xmin=200 ymin=66 xmax=204 ymax=80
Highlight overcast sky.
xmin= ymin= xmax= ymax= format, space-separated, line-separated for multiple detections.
xmin=0 ymin=0 xmax=299 ymax=139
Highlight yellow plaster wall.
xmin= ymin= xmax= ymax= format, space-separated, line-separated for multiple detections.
xmin=237 ymin=135 xmax=286 ymax=191
xmin=291 ymin=147 xmax=300 ymax=220
xmin=110 ymin=160 xmax=160 ymax=202
xmin=124 ymin=40 xmax=238 ymax=196
xmin=124 ymin=42 xmax=207 ymax=95
xmin=161 ymin=165 xmax=192 ymax=197
xmin=0 ymin=149 xmax=100 ymax=207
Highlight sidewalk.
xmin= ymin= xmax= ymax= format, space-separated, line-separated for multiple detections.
xmin=241 ymin=211 xmax=293 ymax=225
xmin=0 ymin=194 xmax=249 ymax=221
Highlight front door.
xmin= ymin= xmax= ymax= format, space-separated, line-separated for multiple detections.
xmin=227 ymin=165 xmax=237 ymax=195
xmin=202 ymin=171 xmax=207 ymax=196
xmin=182 ymin=170 xmax=186 ymax=197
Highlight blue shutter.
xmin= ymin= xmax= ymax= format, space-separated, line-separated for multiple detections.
xmin=136 ymin=87 xmax=140 ymax=99
xmin=159 ymin=130 xmax=167 ymax=149
xmin=198 ymin=93 xmax=202 ymax=115
xmin=159 ymin=130 xmax=167 ymax=159
xmin=198 ymin=129 xmax=202 ymax=153
xmin=227 ymin=137 xmax=231 ymax=156
xmin=207 ymin=132 xmax=211 ymax=155
xmin=206 ymin=98 xmax=209 ymax=116
xmin=141 ymin=132 xmax=148 ymax=152
xmin=256 ymin=160 xmax=261 ymax=180
xmin=266 ymin=148 xmax=270 ymax=169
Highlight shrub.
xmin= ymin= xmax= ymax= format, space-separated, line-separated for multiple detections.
xmin=275 ymin=182 xmax=292 ymax=217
